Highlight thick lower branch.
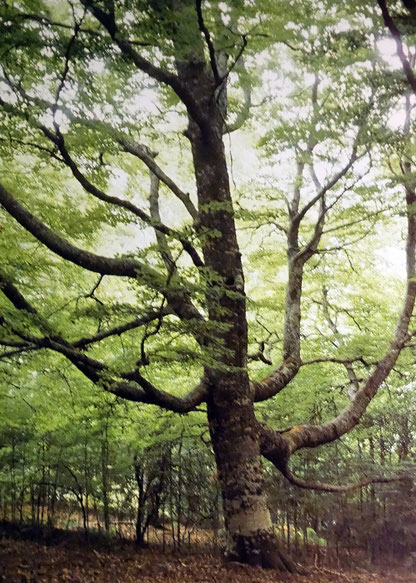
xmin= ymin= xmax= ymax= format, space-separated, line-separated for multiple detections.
xmin=0 ymin=182 xmax=149 ymax=278
xmin=0 ymin=273 xmax=206 ymax=413
xmin=259 ymin=425 xmax=411 ymax=493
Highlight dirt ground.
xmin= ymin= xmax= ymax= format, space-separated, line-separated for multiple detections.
xmin=1 ymin=538 xmax=416 ymax=583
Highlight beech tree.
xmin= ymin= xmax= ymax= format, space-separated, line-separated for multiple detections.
xmin=1 ymin=0 xmax=416 ymax=571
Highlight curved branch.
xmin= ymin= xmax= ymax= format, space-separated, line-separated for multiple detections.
xmin=377 ymin=0 xmax=416 ymax=94
xmin=195 ymin=0 xmax=220 ymax=84
xmin=44 ymin=336 xmax=207 ymax=412
xmin=0 ymin=182 xmax=148 ymax=278
xmin=0 ymin=274 xmax=207 ymax=412
xmin=280 ymin=188 xmax=416 ymax=455
xmin=252 ymin=357 xmax=300 ymax=401
xmin=281 ymin=463 xmax=410 ymax=493
xmin=73 ymin=308 xmax=172 ymax=348
xmin=80 ymin=0 xmax=210 ymax=134
xmin=109 ymin=377 xmax=207 ymax=413
xmin=0 ymin=272 xmax=37 ymax=314
xmin=40 ymin=127 xmax=203 ymax=268
xmin=223 ymin=57 xmax=252 ymax=134
xmin=0 ymin=183 xmax=204 ymax=323
xmin=0 ymin=75 xmax=199 ymax=223
xmin=294 ymin=146 xmax=358 ymax=226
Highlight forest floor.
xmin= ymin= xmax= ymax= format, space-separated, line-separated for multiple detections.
xmin=1 ymin=538 xmax=416 ymax=583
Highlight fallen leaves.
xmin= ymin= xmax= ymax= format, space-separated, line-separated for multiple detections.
xmin=1 ymin=539 xmax=416 ymax=583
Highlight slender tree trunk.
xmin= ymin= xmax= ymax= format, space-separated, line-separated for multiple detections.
xmin=101 ymin=439 xmax=110 ymax=533
xmin=133 ymin=454 xmax=146 ymax=547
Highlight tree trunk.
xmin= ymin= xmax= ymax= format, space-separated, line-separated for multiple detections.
xmin=185 ymin=98 xmax=300 ymax=572
xmin=173 ymin=14 xmax=302 ymax=569
xmin=101 ymin=439 xmax=110 ymax=533
xmin=133 ymin=454 xmax=146 ymax=548
xmin=207 ymin=380 xmax=300 ymax=572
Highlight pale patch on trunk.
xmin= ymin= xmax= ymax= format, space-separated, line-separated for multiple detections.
xmin=228 ymin=507 xmax=272 ymax=536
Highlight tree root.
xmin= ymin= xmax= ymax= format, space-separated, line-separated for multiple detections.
xmin=227 ymin=531 xmax=306 ymax=574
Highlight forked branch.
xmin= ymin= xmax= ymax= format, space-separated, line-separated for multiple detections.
xmin=0 ymin=183 xmax=203 ymax=322
xmin=279 ymin=184 xmax=416 ymax=455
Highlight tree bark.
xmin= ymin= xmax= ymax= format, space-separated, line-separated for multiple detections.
xmin=176 ymin=35 xmax=301 ymax=566
xmin=207 ymin=385 xmax=299 ymax=571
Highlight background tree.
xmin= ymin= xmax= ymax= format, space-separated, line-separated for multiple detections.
xmin=1 ymin=0 xmax=416 ymax=572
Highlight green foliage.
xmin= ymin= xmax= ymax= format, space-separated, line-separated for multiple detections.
xmin=0 ymin=0 xmax=415 ymax=558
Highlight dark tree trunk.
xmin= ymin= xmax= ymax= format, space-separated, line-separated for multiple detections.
xmin=207 ymin=379 xmax=300 ymax=571
xmin=177 ymin=54 xmax=301 ymax=569
xmin=133 ymin=454 xmax=147 ymax=548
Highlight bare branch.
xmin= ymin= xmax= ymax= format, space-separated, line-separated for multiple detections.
xmin=18 ymin=12 xmax=102 ymax=36
xmin=295 ymin=146 xmax=358 ymax=225
xmin=110 ymin=376 xmax=207 ymax=413
xmin=0 ymin=136 xmax=63 ymax=162
xmin=73 ymin=308 xmax=172 ymax=348
xmin=0 ymin=345 xmax=39 ymax=360
xmin=301 ymin=356 xmax=374 ymax=367
xmin=248 ymin=340 xmax=272 ymax=365
xmin=0 ymin=76 xmax=199 ymax=223
xmin=225 ymin=83 xmax=251 ymax=133
xmin=148 ymin=169 xmax=176 ymax=273
xmin=52 ymin=10 xmax=85 ymax=118
xmin=321 ymin=287 xmax=360 ymax=399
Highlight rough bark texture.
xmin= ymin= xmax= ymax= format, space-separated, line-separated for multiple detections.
xmin=207 ymin=392 xmax=300 ymax=571
xmin=174 ymin=28 xmax=301 ymax=567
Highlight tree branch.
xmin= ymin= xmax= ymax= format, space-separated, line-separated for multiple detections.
xmin=0 ymin=183 xmax=204 ymax=323
xmin=120 ymin=139 xmax=198 ymax=221
xmin=0 ymin=76 xmax=199 ymax=222
xmin=0 ymin=273 xmax=207 ymax=412
xmin=195 ymin=0 xmax=221 ymax=85
xmin=73 ymin=308 xmax=172 ymax=348
xmin=80 ymin=0 xmax=210 ymax=134
xmin=281 ymin=463 xmax=411 ymax=493
xmin=0 ymin=182 xmax=149 ymax=278
xmin=279 ymin=184 xmax=416 ymax=455
xmin=252 ymin=357 xmax=300 ymax=401
xmin=295 ymin=146 xmax=358 ymax=225
xmin=377 ymin=0 xmax=416 ymax=94
xmin=40 ymin=126 xmax=203 ymax=267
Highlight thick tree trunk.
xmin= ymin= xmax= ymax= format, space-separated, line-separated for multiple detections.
xmin=207 ymin=378 xmax=300 ymax=572
xmin=183 ymin=95 xmax=300 ymax=573
xmin=172 ymin=17 xmax=302 ymax=568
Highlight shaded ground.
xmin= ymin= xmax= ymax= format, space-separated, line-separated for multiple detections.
xmin=1 ymin=538 xmax=416 ymax=583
